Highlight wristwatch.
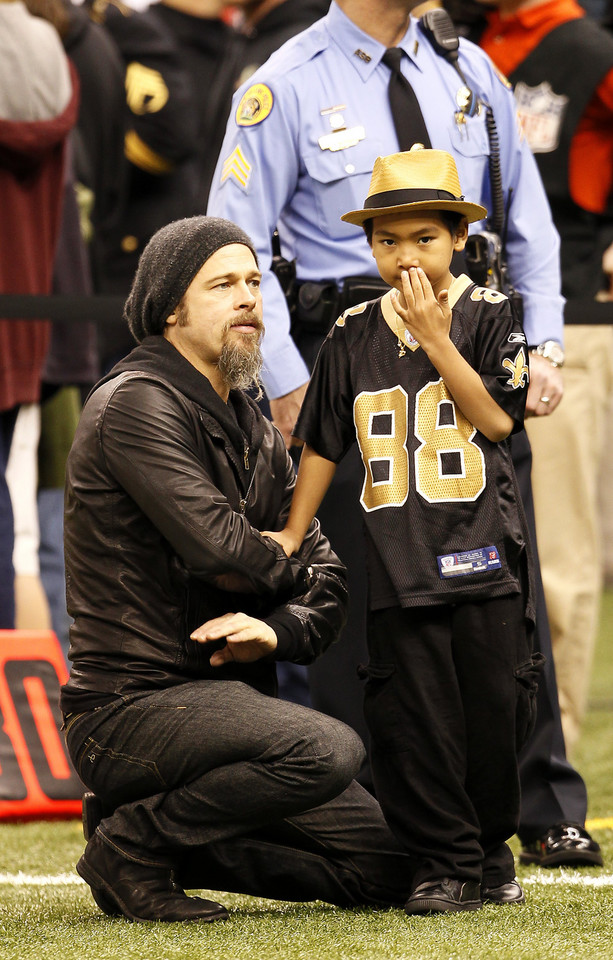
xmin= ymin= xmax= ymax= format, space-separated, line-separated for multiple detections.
xmin=530 ymin=340 xmax=565 ymax=368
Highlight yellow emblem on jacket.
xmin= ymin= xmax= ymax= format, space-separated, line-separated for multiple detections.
xmin=125 ymin=62 xmax=169 ymax=115
xmin=502 ymin=347 xmax=530 ymax=389
xmin=236 ymin=84 xmax=274 ymax=126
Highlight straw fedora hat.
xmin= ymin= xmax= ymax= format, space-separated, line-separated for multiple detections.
xmin=341 ymin=148 xmax=487 ymax=226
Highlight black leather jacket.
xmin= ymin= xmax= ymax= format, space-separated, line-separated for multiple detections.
xmin=61 ymin=338 xmax=347 ymax=710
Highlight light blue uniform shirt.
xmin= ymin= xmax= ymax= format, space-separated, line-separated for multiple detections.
xmin=208 ymin=1 xmax=563 ymax=399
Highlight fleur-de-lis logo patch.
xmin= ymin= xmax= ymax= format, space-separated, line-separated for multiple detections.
xmin=502 ymin=347 xmax=530 ymax=389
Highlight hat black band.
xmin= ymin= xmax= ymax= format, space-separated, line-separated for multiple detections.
xmin=364 ymin=187 xmax=462 ymax=209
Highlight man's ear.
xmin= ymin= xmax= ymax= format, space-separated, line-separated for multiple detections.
xmin=165 ymin=310 xmax=178 ymax=328
xmin=453 ymin=217 xmax=469 ymax=252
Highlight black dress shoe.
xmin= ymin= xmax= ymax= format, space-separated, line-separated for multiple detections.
xmin=77 ymin=831 xmax=229 ymax=923
xmin=520 ymin=823 xmax=603 ymax=867
xmin=405 ymin=878 xmax=482 ymax=914
xmin=481 ymin=880 xmax=525 ymax=904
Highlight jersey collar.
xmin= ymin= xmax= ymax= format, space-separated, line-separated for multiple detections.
xmin=447 ymin=273 xmax=473 ymax=308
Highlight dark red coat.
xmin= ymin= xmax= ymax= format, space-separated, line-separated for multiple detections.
xmin=0 ymin=63 xmax=79 ymax=412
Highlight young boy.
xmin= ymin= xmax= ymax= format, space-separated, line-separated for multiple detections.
xmin=264 ymin=149 xmax=538 ymax=914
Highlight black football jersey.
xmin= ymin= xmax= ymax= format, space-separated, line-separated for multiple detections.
xmin=295 ymin=275 xmax=532 ymax=610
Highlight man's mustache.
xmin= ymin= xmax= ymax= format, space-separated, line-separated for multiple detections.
xmin=226 ymin=313 xmax=265 ymax=335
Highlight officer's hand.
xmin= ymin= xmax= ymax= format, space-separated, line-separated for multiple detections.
xmin=191 ymin=613 xmax=278 ymax=666
xmin=269 ymin=383 xmax=308 ymax=449
xmin=526 ymin=354 xmax=563 ymax=417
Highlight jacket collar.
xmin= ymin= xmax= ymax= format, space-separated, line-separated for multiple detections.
xmin=94 ymin=336 xmax=266 ymax=468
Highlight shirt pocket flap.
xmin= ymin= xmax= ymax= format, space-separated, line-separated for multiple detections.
xmin=303 ymin=138 xmax=383 ymax=185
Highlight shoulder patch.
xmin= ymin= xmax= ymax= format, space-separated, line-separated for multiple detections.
xmin=336 ymin=301 xmax=368 ymax=326
xmin=502 ymin=347 xmax=530 ymax=389
xmin=343 ymin=302 xmax=369 ymax=318
xmin=125 ymin=62 xmax=169 ymax=115
xmin=236 ymin=84 xmax=274 ymax=127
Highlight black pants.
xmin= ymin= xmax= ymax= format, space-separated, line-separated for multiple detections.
xmin=177 ymin=782 xmax=415 ymax=908
xmin=66 ymin=680 xmax=415 ymax=908
xmin=510 ymin=431 xmax=588 ymax=841
xmin=364 ymin=597 xmax=532 ymax=888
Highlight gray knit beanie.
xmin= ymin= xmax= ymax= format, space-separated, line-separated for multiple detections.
xmin=124 ymin=216 xmax=259 ymax=342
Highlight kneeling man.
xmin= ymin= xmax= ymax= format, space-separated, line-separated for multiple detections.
xmin=62 ymin=216 xmax=414 ymax=922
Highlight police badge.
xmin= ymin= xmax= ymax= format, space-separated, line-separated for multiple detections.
xmin=514 ymin=81 xmax=569 ymax=154
xmin=236 ymin=84 xmax=274 ymax=127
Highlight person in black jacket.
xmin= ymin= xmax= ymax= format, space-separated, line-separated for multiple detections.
xmin=62 ymin=215 xmax=415 ymax=923
xmin=232 ymin=0 xmax=331 ymax=86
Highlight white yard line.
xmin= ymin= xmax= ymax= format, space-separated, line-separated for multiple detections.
xmin=523 ymin=872 xmax=613 ymax=887
xmin=0 ymin=872 xmax=84 ymax=886
xmin=0 ymin=872 xmax=613 ymax=888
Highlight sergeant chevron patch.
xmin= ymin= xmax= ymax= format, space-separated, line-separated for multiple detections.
xmin=221 ymin=147 xmax=252 ymax=189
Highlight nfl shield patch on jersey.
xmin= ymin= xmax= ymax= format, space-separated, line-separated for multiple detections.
xmin=514 ymin=81 xmax=569 ymax=153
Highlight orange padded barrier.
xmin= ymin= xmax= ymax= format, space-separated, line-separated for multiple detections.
xmin=0 ymin=631 xmax=83 ymax=820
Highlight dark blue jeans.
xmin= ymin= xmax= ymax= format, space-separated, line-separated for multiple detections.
xmin=65 ymin=679 xmax=415 ymax=907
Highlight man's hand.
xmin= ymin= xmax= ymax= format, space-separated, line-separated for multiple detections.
xmin=269 ymin=382 xmax=308 ymax=449
xmin=261 ymin=528 xmax=301 ymax=557
xmin=526 ymin=353 xmax=564 ymax=417
xmin=190 ymin=612 xmax=277 ymax=666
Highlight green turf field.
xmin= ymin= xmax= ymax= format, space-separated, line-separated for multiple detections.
xmin=1 ymin=592 xmax=612 ymax=960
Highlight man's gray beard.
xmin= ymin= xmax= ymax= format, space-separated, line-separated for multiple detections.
xmin=217 ymin=338 xmax=264 ymax=397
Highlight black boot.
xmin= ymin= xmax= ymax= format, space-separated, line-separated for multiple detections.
xmin=82 ymin=792 xmax=111 ymax=842
xmin=77 ymin=831 xmax=229 ymax=923
xmin=80 ymin=794 xmax=121 ymax=915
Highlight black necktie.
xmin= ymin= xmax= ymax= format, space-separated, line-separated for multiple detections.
xmin=382 ymin=47 xmax=431 ymax=152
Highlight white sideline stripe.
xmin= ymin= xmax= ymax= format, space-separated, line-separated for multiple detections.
xmin=523 ymin=873 xmax=613 ymax=888
xmin=1 ymin=872 xmax=613 ymax=889
xmin=0 ymin=872 xmax=84 ymax=886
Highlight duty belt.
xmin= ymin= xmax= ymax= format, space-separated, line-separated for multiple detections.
xmin=292 ymin=276 xmax=390 ymax=336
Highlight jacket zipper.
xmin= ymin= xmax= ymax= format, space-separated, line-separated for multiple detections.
xmin=239 ymin=443 xmax=255 ymax=514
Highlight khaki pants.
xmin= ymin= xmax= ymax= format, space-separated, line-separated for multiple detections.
xmin=598 ymin=390 xmax=613 ymax=587
xmin=526 ymin=325 xmax=613 ymax=750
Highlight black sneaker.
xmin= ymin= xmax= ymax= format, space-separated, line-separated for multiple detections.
xmin=520 ymin=823 xmax=603 ymax=867
xmin=405 ymin=878 xmax=482 ymax=914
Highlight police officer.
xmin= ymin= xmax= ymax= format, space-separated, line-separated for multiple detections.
xmin=207 ymin=0 xmax=596 ymax=864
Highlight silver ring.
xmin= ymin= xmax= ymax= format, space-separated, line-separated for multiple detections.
xmin=540 ymin=396 xmax=550 ymax=404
